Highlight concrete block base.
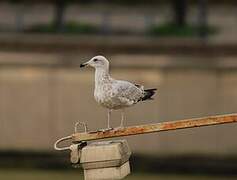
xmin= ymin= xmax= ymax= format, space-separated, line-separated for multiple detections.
xmin=84 ymin=161 xmax=130 ymax=180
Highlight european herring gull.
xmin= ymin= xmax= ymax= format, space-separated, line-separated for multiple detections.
xmin=80 ymin=55 xmax=157 ymax=130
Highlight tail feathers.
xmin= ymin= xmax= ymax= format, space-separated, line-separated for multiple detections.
xmin=142 ymin=88 xmax=157 ymax=101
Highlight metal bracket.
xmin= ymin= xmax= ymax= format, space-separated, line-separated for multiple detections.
xmin=54 ymin=121 xmax=88 ymax=151
xmin=54 ymin=121 xmax=88 ymax=167
xmin=54 ymin=135 xmax=72 ymax=151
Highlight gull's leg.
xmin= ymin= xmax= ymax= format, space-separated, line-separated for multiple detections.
xmin=97 ymin=109 xmax=113 ymax=132
xmin=119 ymin=109 xmax=125 ymax=128
xmin=107 ymin=109 xmax=112 ymax=129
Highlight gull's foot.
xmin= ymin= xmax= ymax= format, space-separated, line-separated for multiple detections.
xmin=97 ymin=127 xmax=114 ymax=133
xmin=114 ymin=126 xmax=125 ymax=131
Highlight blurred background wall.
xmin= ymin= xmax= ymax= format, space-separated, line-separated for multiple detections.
xmin=0 ymin=53 xmax=237 ymax=156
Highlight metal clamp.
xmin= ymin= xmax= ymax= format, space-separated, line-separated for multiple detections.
xmin=70 ymin=141 xmax=87 ymax=165
xmin=75 ymin=121 xmax=88 ymax=133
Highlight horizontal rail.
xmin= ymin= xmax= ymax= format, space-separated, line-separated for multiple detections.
xmin=72 ymin=113 xmax=237 ymax=142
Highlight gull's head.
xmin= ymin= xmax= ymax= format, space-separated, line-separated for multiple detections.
xmin=80 ymin=55 xmax=109 ymax=70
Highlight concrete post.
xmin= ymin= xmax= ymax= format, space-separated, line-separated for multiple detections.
xmin=80 ymin=140 xmax=131 ymax=180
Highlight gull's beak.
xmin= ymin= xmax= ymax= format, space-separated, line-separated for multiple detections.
xmin=80 ymin=62 xmax=88 ymax=68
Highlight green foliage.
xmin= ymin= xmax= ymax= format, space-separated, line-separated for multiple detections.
xmin=1 ymin=169 xmax=237 ymax=180
xmin=25 ymin=21 xmax=99 ymax=34
xmin=148 ymin=23 xmax=218 ymax=37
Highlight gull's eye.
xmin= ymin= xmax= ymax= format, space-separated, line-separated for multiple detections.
xmin=93 ymin=59 xmax=98 ymax=62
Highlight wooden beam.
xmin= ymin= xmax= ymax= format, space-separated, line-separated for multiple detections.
xmin=72 ymin=113 xmax=237 ymax=142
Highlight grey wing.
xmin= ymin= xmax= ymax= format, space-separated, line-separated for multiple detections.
xmin=112 ymin=80 xmax=144 ymax=105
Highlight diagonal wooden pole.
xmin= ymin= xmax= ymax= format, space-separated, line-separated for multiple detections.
xmin=72 ymin=113 xmax=237 ymax=142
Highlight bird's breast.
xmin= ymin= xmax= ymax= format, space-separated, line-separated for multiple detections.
xmin=94 ymin=85 xmax=124 ymax=109
xmin=94 ymin=84 xmax=112 ymax=106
